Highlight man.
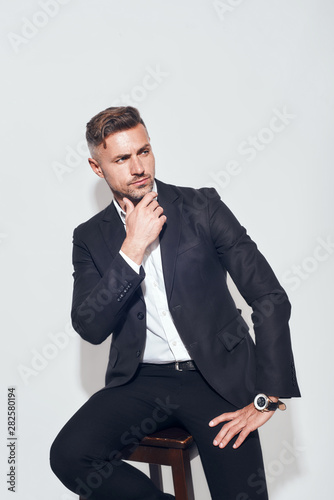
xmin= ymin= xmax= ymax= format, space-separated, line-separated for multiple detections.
xmin=50 ymin=106 xmax=300 ymax=500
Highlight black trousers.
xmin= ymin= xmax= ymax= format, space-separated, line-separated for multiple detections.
xmin=50 ymin=364 xmax=268 ymax=500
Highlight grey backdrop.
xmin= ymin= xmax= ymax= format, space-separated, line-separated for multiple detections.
xmin=1 ymin=1 xmax=333 ymax=499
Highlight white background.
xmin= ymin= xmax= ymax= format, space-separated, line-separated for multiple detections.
xmin=1 ymin=1 xmax=333 ymax=499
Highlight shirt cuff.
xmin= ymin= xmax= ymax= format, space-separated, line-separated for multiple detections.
xmin=119 ymin=250 xmax=140 ymax=274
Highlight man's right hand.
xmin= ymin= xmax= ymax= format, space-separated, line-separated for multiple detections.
xmin=120 ymin=192 xmax=167 ymax=265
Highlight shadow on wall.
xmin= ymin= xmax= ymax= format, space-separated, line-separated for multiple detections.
xmin=79 ymin=178 xmax=114 ymax=395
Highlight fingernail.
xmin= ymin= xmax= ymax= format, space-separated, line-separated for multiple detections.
xmin=233 ymin=444 xmax=237 ymax=449
xmin=209 ymin=421 xmax=214 ymax=426
xmin=213 ymin=440 xmax=218 ymax=446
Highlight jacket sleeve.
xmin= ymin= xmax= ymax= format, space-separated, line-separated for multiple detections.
xmin=71 ymin=227 xmax=145 ymax=345
xmin=205 ymin=188 xmax=300 ymax=398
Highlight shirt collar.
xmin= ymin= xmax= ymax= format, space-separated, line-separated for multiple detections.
xmin=113 ymin=180 xmax=157 ymax=226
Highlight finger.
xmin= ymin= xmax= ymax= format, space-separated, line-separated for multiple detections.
xmin=213 ymin=421 xmax=240 ymax=447
xmin=147 ymin=200 xmax=159 ymax=212
xmin=154 ymin=206 xmax=164 ymax=217
xmin=209 ymin=411 xmax=237 ymax=427
xmin=158 ymin=214 xmax=167 ymax=226
xmin=218 ymin=412 xmax=270 ymax=449
xmin=123 ymin=197 xmax=134 ymax=215
xmin=232 ymin=428 xmax=251 ymax=449
xmin=141 ymin=191 xmax=158 ymax=206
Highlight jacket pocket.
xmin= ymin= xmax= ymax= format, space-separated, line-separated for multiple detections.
xmin=177 ymin=239 xmax=202 ymax=256
xmin=217 ymin=314 xmax=249 ymax=352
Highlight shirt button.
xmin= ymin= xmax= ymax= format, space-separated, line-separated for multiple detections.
xmin=172 ymin=341 xmax=177 ymax=346
xmin=137 ymin=312 xmax=144 ymax=320
xmin=153 ymin=282 xmax=158 ymax=287
xmin=161 ymin=311 xmax=167 ymax=317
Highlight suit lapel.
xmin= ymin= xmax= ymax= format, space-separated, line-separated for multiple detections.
xmin=99 ymin=201 xmax=126 ymax=257
xmin=156 ymin=180 xmax=183 ymax=302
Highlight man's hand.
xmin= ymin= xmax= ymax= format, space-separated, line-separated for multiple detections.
xmin=121 ymin=192 xmax=167 ymax=265
xmin=209 ymin=400 xmax=277 ymax=449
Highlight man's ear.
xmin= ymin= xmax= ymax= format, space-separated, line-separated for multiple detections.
xmin=88 ymin=158 xmax=105 ymax=179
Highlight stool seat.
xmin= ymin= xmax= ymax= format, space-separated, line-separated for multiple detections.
xmin=136 ymin=426 xmax=195 ymax=449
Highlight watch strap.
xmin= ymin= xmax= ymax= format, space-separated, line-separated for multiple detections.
xmin=266 ymin=400 xmax=279 ymax=411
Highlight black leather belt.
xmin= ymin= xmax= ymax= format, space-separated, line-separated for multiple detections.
xmin=140 ymin=360 xmax=197 ymax=371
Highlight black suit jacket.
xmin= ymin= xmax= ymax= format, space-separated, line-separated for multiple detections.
xmin=71 ymin=179 xmax=300 ymax=408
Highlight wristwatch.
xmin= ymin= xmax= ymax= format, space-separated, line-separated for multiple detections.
xmin=253 ymin=393 xmax=286 ymax=412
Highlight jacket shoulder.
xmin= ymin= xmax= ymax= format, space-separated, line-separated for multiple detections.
xmin=157 ymin=179 xmax=220 ymax=203
xmin=73 ymin=202 xmax=114 ymax=239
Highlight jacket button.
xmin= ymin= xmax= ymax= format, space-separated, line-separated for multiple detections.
xmin=137 ymin=312 xmax=144 ymax=320
xmin=136 ymin=350 xmax=141 ymax=357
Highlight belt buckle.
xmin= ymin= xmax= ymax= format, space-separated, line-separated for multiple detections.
xmin=175 ymin=362 xmax=182 ymax=371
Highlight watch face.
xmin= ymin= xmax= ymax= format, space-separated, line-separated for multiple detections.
xmin=254 ymin=393 xmax=268 ymax=411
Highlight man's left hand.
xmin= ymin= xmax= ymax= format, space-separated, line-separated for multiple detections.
xmin=209 ymin=400 xmax=277 ymax=449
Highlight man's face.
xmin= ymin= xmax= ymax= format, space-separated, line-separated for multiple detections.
xmin=89 ymin=124 xmax=155 ymax=209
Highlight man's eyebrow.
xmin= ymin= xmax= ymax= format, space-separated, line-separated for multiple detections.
xmin=137 ymin=143 xmax=151 ymax=154
xmin=111 ymin=152 xmax=131 ymax=162
xmin=111 ymin=144 xmax=151 ymax=162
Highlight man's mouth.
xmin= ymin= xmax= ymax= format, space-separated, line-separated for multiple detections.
xmin=130 ymin=176 xmax=150 ymax=186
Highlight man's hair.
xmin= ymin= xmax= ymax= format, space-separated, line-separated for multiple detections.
xmin=86 ymin=106 xmax=146 ymax=157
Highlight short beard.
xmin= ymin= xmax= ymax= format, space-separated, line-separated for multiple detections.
xmin=108 ymin=176 xmax=154 ymax=205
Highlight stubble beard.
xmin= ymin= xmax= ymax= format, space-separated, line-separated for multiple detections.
xmin=109 ymin=175 xmax=154 ymax=206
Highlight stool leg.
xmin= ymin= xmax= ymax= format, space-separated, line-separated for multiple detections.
xmin=149 ymin=463 xmax=164 ymax=490
xmin=170 ymin=449 xmax=195 ymax=500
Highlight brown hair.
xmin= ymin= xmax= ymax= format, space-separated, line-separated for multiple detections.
xmin=86 ymin=106 xmax=146 ymax=156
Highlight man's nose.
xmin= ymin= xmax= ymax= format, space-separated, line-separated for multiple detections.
xmin=130 ymin=156 xmax=144 ymax=175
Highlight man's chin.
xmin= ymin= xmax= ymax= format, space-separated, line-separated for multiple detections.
xmin=111 ymin=180 xmax=154 ymax=206
xmin=128 ymin=182 xmax=154 ymax=202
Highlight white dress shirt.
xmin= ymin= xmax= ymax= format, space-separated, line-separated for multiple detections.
xmin=113 ymin=188 xmax=191 ymax=363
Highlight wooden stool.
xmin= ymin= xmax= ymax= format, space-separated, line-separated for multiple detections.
xmin=79 ymin=427 xmax=197 ymax=500
xmin=127 ymin=427 xmax=198 ymax=499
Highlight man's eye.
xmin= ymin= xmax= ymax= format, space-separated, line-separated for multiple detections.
xmin=116 ymin=157 xmax=126 ymax=164
xmin=141 ymin=150 xmax=149 ymax=155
